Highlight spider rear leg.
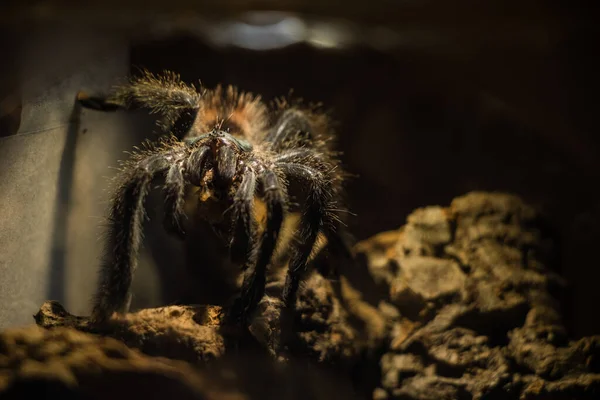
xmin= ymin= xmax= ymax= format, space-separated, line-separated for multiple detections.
xmin=272 ymin=163 xmax=344 ymax=352
xmin=93 ymin=151 xmax=179 ymax=323
xmin=266 ymin=108 xmax=314 ymax=149
xmin=281 ymin=184 xmax=330 ymax=308
xmin=321 ymin=223 xmax=356 ymax=277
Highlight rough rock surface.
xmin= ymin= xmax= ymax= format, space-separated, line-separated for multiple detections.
xmin=33 ymin=270 xmax=389 ymax=368
xmin=0 ymin=191 xmax=598 ymax=399
xmin=0 ymin=325 xmax=363 ymax=399
xmin=358 ymin=192 xmax=600 ymax=399
xmin=33 ymin=301 xmax=230 ymax=363
xmin=0 ymin=325 xmax=233 ymax=399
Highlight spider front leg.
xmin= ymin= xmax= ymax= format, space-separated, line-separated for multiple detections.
xmin=77 ymin=70 xmax=201 ymax=139
xmin=93 ymin=142 xmax=208 ymax=323
xmin=229 ymin=168 xmax=258 ymax=266
xmin=232 ymin=169 xmax=286 ymax=324
xmin=278 ymin=164 xmax=340 ymax=308
xmin=268 ymin=108 xmax=348 ymax=302
xmin=163 ymin=163 xmax=187 ymax=238
xmin=93 ymin=148 xmax=182 ymax=323
xmin=163 ymin=145 xmax=210 ymax=238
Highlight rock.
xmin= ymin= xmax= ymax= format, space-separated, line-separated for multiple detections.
xmin=2 ymin=191 xmax=599 ymax=399
xmin=0 ymin=325 xmax=363 ymax=400
xmin=355 ymin=192 xmax=600 ymax=399
xmin=34 ymin=270 xmax=388 ymax=369
xmin=508 ymin=326 xmax=600 ymax=379
xmin=380 ymin=353 xmax=424 ymax=390
xmin=0 ymin=325 xmax=236 ymax=399
xmin=389 ymin=257 xmax=466 ymax=319
xmin=34 ymin=301 xmax=230 ymax=363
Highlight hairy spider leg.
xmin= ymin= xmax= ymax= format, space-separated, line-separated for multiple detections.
xmin=279 ymin=163 xmax=339 ymax=306
xmin=232 ymin=169 xmax=287 ymax=323
xmin=266 ymin=109 xmax=349 ymax=309
xmin=77 ymin=71 xmax=201 ymax=139
xmin=214 ymin=145 xmax=238 ymax=187
xmin=274 ymin=150 xmax=354 ymax=269
xmin=229 ymin=168 xmax=258 ymax=266
xmin=265 ymin=109 xmax=314 ymax=150
xmin=94 ymin=141 xmax=213 ymax=322
xmin=93 ymin=150 xmax=181 ymax=322
xmin=163 ymin=145 xmax=210 ymax=237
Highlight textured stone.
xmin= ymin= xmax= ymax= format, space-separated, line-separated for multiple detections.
xmin=360 ymin=192 xmax=600 ymax=399
xmin=1 ymin=191 xmax=598 ymax=399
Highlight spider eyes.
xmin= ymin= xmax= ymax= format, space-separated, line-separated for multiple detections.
xmin=184 ymin=131 xmax=253 ymax=153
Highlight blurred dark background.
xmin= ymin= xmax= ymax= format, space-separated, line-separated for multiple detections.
xmin=0 ymin=1 xmax=598 ymax=337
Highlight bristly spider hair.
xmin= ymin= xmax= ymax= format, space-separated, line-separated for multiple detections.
xmin=77 ymin=70 xmax=354 ymax=332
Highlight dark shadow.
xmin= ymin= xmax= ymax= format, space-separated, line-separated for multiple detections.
xmin=46 ymin=99 xmax=81 ymax=302
xmin=0 ymin=95 xmax=21 ymax=137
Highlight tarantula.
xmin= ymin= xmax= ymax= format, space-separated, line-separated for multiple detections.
xmin=77 ymin=71 xmax=353 ymax=329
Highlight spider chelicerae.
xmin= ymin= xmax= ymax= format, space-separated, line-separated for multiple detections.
xmin=77 ymin=71 xmax=353 ymax=335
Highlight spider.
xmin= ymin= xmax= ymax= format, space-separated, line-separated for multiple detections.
xmin=77 ymin=70 xmax=353 ymax=333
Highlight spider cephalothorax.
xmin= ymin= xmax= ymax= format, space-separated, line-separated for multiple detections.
xmin=78 ymin=70 xmax=353 ymax=333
